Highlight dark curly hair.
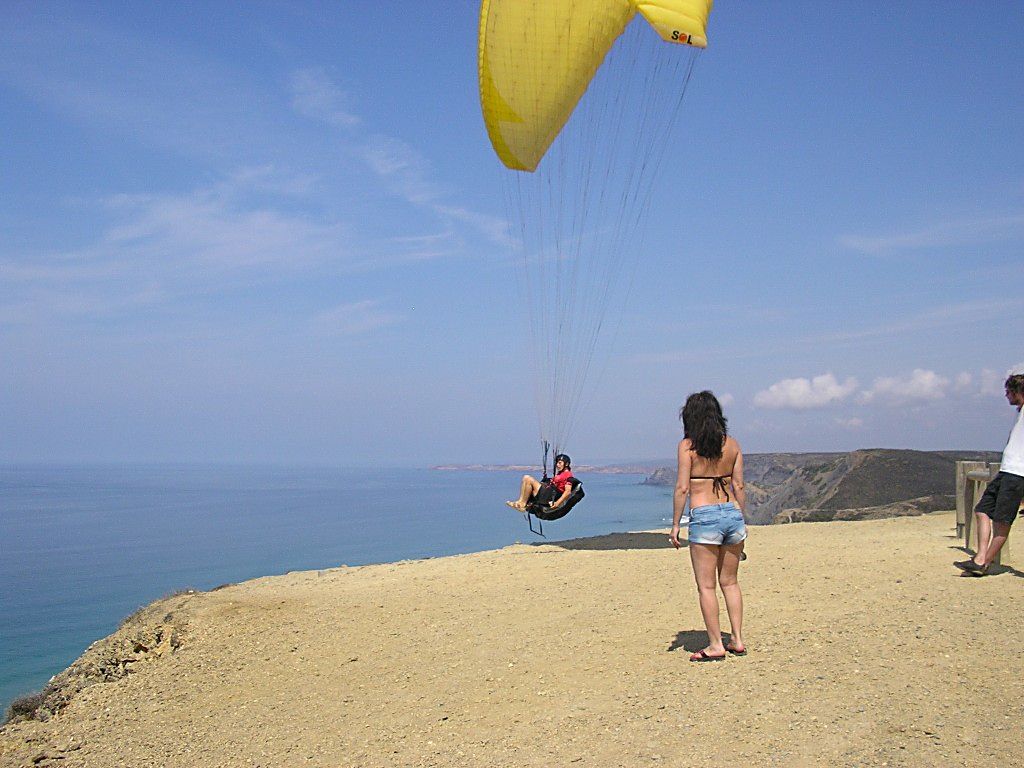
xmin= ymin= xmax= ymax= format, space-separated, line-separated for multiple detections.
xmin=679 ymin=391 xmax=728 ymax=460
xmin=1006 ymin=374 xmax=1024 ymax=397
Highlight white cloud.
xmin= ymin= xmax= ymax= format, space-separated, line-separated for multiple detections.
xmin=718 ymin=393 xmax=735 ymax=407
xmin=2 ymin=19 xmax=502 ymax=264
xmin=0 ymin=173 xmax=355 ymax=324
xmin=836 ymin=417 xmax=864 ymax=429
xmin=354 ymin=140 xmax=511 ymax=248
xmin=359 ymin=135 xmax=441 ymax=205
xmin=287 ymin=68 xmax=518 ymax=255
xmin=953 ymin=371 xmax=974 ymax=394
xmin=839 ymin=213 xmax=1024 ymax=255
xmin=0 ymin=16 xmax=286 ymax=162
xmin=311 ymin=300 xmax=401 ymax=336
xmin=98 ymin=187 xmax=346 ymax=272
xmin=223 ymin=166 xmax=318 ymax=197
xmin=286 ymin=69 xmax=507 ymax=249
xmin=0 ymin=290 xmax=159 ymax=325
xmin=807 ymin=299 xmax=1024 ymax=347
xmin=978 ymin=368 xmax=1005 ymax=396
xmin=1008 ymin=361 xmax=1024 ymax=377
xmin=753 ymin=373 xmax=858 ymax=410
xmin=432 ymin=205 xmax=513 ymax=249
xmin=859 ymin=369 xmax=949 ymax=405
xmin=289 ymin=67 xmax=359 ymax=128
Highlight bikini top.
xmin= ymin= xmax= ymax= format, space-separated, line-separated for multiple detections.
xmin=690 ymin=474 xmax=732 ymax=501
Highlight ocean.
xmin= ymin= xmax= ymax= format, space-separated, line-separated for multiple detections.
xmin=0 ymin=464 xmax=672 ymax=712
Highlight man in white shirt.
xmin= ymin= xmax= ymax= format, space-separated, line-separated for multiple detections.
xmin=956 ymin=373 xmax=1024 ymax=576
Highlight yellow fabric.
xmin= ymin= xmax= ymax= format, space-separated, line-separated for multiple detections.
xmin=479 ymin=0 xmax=713 ymax=171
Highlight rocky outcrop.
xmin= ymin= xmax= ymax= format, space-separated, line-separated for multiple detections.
xmin=773 ymin=494 xmax=953 ymax=525
xmin=4 ymin=591 xmax=195 ymax=725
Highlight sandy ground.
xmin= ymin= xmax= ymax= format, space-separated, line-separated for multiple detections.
xmin=2 ymin=511 xmax=1022 ymax=767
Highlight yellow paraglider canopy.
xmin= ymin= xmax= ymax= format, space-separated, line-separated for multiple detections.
xmin=479 ymin=0 xmax=714 ymax=471
xmin=479 ymin=0 xmax=713 ymax=171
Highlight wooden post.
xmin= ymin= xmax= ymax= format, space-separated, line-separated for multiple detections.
xmin=955 ymin=461 xmax=979 ymax=537
xmin=961 ymin=461 xmax=986 ymax=551
xmin=955 ymin=461 xmax=965 ymax=537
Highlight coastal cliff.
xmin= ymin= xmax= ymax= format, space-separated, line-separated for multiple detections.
xmin=642 ymin=449 xmax=1000 ymax=524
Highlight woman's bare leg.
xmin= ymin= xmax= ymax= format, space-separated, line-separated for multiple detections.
xmin=718 ymin=542 xmax=744 ymax=650
xmin=690 ymin=543 xmax=725 ymax=655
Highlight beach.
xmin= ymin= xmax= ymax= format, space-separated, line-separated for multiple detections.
xmin=2 ymin=511 xmax=1021 ymax=767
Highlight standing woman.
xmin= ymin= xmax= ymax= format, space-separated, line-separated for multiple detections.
xmin=670 ymin=391 xmax=748 ymax=661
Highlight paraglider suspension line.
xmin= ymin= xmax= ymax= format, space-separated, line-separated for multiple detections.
xmin=528 ymin=439 xmax=553 ymax=537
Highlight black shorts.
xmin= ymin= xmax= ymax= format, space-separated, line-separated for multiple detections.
xmin=530 ymin=482 xmax=558 ymax=506
xmin=974 ymin=471 xmax=1024 ymax=525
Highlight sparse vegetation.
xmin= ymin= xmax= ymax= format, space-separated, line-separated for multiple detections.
xmin=802 ymin=462 xmax=834 ymax=474
xmin=4 ymin=690 xmax=47 ymax=725
xmin=2 ymin=590 xmax=194 ymax=728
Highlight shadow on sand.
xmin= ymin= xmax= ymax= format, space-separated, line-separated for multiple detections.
xmin=668 ymin=630 xmax=709 ymax=653
xmin=668 ymin=630 xmax=742 ymax=654
xmin=530 ymin=531 xmax=682 ymax=551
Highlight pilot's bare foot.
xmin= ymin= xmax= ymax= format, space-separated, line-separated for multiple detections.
xmin=506 ymin=500 xmax=525 ymax=510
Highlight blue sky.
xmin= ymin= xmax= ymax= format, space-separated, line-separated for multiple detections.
xmin=2 ymin=1 xmax=1022 ymax=467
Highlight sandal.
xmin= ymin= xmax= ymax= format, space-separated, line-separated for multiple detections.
xmin=725 ymin=643 xmax=747 ymax=656
xmin=689 ymin=648 xmax=727 ymax=662
xmin=955 ymin=559 xmax=989 ymax=576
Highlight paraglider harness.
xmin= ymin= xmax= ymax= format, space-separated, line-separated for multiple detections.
xmin=526 ymin=442 xmax=585 ymax=536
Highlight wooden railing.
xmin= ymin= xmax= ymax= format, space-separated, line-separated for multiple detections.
xmin=955 ymin=460 xmax=1012 ymax=566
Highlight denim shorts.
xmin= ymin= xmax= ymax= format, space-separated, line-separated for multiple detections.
xmin=687 ymin=502 xmax=747 ymax=546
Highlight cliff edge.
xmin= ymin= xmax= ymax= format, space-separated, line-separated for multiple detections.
xmin=2 ymin=513 xmax=1022 ymax=767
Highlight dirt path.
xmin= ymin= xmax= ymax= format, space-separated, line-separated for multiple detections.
xmin=2 ymin=512 xmax=1021 ymax=767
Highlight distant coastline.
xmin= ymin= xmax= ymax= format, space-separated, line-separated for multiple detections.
xmin=431 ymin=464 xmax=655 ymax=474
xmin=437 ymin=449 xmax=1003 ymax=526
xmin=642 ymin=448 xmax=999 ymax=524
